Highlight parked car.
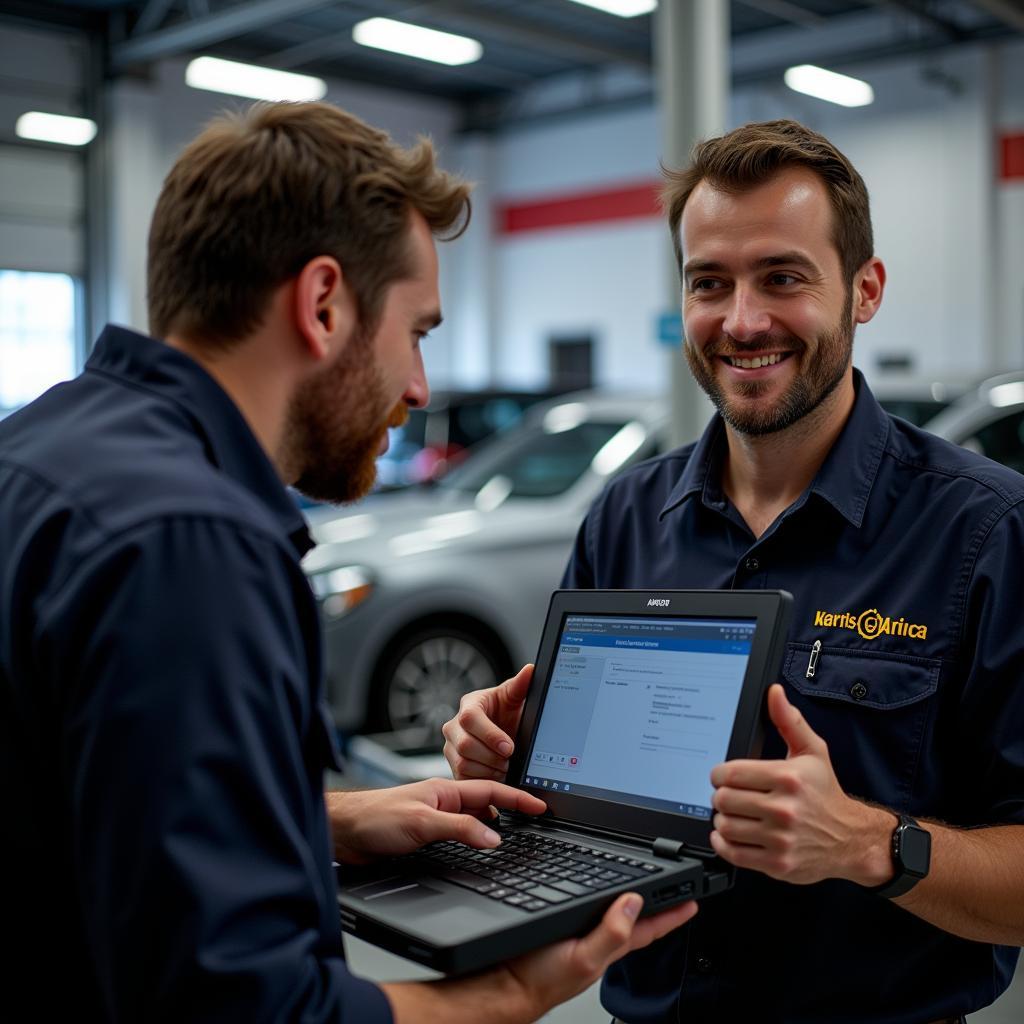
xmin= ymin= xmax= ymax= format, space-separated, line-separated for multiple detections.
xmin=375 ymin=388 xmax=564 ymax=488
xmin=872 ymin=378 xmax=965 ymax=427
xmin=304 ymin=374 xmax=1024 ymax=735
xmin=919 ymin=371 xmax=1024 ymax=474
xmin=303 ymin=392 xmax=667 ymax=733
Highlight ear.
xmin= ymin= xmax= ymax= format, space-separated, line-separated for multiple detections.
xmin=292 ymin=256 xmax=357 ymax=363
xmin=851 ymin=256 xmax=886 ymax=326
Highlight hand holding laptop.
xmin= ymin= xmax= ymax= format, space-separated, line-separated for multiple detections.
xmin=381 ymin=892 xmax=697 ymax=1024
xmin=442 ymin=662 xmax=533 ymax=783
xmin=709 ymin=682 xmax=895 ymax=886
xmin=325 ymin=778 xmax=546 ymax=865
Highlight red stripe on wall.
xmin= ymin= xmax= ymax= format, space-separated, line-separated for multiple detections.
xmin=1001 ymin=133 xmax=1024 ymax=181
xmin=496 ymin=180 xmax=662 ymax=234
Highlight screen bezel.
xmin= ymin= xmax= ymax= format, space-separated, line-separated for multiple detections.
xmin=508 ymin=589 xmax=792 ymax=853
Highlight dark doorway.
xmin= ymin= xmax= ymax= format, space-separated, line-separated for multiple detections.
xmin=548 ymin=334 xmax=594 ymax=391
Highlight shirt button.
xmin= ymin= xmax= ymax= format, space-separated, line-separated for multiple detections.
xmin=850 ymin=681 xmax=868 ymax=701
xmin=695 ymin=955 xmax=714 ymax=974
xmin=744 ymin=557 xmax=760 ymax=572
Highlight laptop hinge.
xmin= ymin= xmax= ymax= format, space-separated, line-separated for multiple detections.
xmin=652 ymin=837 xmax=689 ymax=861
xmin=500 ymin=811 xmax=648 ymax=850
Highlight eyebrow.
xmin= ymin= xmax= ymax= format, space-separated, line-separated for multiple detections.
xmin=683 ymin=251 xmax=820 ymax=278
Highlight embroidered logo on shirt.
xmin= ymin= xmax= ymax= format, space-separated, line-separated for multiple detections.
xmin=813 ymin=607 xmax=928 ymax=641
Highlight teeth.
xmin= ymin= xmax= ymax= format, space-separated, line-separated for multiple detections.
xmin=727 ymin=353 xmax=783 ymax=368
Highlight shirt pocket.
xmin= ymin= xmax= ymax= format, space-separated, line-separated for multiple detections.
xmin=780 ymin=642 xmax=941 ymax=810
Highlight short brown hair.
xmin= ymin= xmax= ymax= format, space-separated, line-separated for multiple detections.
xmin=147 ymin=101 xmax=471 ymax=345
xmin=661 ymin=119 xmax=872 ymax=285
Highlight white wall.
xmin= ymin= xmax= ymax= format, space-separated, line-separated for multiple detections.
xmin=447 ymin=37 xmax=1024 ymax=394
xmin=0 ymin=22 xmax=87 ymax=278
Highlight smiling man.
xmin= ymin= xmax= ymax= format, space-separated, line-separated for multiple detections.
xmin=444 ymin=120 xmax=1024 ymax=1022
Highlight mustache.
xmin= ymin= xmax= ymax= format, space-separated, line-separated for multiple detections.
xmin=386 ymin=402 xmax=410 ymax=430
xmin=703 ymin=334 xmax=804 ymax=357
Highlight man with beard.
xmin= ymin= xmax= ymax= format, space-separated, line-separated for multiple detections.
xmin=442 ymin=120 xmax=1024 ymax=1022
xmin=0 ymin=102 xmax=695 ymax=1023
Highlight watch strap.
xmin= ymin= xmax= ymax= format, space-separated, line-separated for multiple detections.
xmin=871 ymin=813 xmax=929 ymax=899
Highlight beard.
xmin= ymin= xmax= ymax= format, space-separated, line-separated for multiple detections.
xmin=685 ymin=296 xmax=854 ymax=437
xmin=285 ymin=328 xmax=408 ymax=504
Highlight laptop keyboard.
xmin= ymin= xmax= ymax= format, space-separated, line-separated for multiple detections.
xmin=413 ymin=830 xmax=661 ymax=913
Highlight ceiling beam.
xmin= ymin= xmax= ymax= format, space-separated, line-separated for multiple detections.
xmin=425 ymin=0 xmax=650 ymax=70
xmin=735 ymin=0 xmax=825 ymax=29
xmin=968 ymin=0 xmax=1024 ymax=32
xmin=133 ymin=0 xmax=176 ymax=37
xmin=112 ymin=0 xmax=342 ymax=70
xmin=870 ymin=0 xmax=968 ymax=41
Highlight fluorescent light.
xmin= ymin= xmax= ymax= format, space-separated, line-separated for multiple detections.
xmin=784 ymin=64 xmax=874 ymax=107
xmin=185 ymin=56 xmax=326 ymax=102
xmin=16 ymin=112 xmax=96 ymax=146
xmin=988 ymin=382 xmax=1024 ymax=408
xmin=564 ymin=0 xmax=657 ymax=16
xmin=352 ymin=17 xmax=482 ymax=66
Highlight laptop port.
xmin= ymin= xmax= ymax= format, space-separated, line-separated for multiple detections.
xmin=651 ymin=881 xmax=695 ymax=904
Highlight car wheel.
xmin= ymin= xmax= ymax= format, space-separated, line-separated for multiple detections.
xmin=371 ymin=625 xmax=504 ymax=733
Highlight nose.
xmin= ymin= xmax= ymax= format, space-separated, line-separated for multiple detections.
xmin=404 ymin=347 xmax=430 ymax=410
xmin=722 ymin=284 xmax=771 ymax=343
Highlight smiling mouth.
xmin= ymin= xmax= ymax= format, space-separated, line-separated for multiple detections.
xmin=721 ymin=352 xmax=793 ymax=369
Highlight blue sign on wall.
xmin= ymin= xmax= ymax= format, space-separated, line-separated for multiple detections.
xmin=656 ymin=312 xmax=683 ymax=347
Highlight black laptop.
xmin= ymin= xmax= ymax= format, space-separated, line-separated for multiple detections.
xmin=337 ymin=588 xmax=793 ymax=975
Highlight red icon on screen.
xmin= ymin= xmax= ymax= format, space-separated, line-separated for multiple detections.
xmin=570 ymin=757 xmax=578 ymax=765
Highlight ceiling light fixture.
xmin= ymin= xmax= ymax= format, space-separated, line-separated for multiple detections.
xmin=783 ymin=64 xmax=874 ymax=107
xmin=564 ymin=0 xmax=657 ymax=17
xmin=352 ymin=17 xmax=483 ymax=65
xmin=16 ymin=112 xmax=97 ymax=146
xmin=185 ymin=56 xmax=327 ymax=102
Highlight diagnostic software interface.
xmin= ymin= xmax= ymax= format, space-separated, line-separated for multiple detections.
xmin=525 ymin=614 xmax=755 ymax=820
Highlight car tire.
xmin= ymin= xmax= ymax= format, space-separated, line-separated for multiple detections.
xmin=369 ymin=624 xmax=507 ymax=734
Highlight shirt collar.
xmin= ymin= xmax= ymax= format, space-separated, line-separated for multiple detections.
xmin=87 ymin=324 xmax=312 ymax=555
xmin=658 ymin=369 xmax=889 ymax=528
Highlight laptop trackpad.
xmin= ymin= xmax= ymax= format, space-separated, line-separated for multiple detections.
xmin=349 ymin=876 xmax=444 ymax=904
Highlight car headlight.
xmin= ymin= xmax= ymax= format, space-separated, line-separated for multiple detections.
xmin=309 ymin=565 xmax=375 ymax=619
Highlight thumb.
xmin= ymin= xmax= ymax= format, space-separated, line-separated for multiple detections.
xmin=498 ymin=664 xmax=533 ymax=713
xmin=572 ymin=892 xmax=641 ymax=972
xmin=767 ymin=683 xmax=825 ymax=758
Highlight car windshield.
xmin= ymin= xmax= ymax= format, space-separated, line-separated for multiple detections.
xmin=437 ymin=416 xmax=630 ymax=498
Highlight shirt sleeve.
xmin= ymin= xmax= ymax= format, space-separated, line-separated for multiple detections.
xmin=955 ymin=499 xmax=1024 ymax=825
xmin=37 ymin=516 xmax=392 ymax=1024
xmin=561 ymin=504 xmax=598 ymax=589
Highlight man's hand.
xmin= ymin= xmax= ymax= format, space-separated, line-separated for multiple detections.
xmin=709 ymin=683 xmax=892 ymax=886
xmin=383 ymin=894 xmax=698 ymax=1024
xmin=325 ymin=778 xmax=546 ymax=865
xmin=442 ymin=663 xmax=532 ymax=781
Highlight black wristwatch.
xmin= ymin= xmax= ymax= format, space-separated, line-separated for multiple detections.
xmin=871 ymin=813 xmax=931 ymax=899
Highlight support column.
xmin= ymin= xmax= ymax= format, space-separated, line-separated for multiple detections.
xmin=656 ymin=0 xmax=729 ymax=447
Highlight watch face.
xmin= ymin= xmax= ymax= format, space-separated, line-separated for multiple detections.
xmin=900 ymin=825 xmax=932 ymax=876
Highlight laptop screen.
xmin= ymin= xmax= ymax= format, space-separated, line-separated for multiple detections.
xmin=524 ymin=613 xmax=756 ymax=821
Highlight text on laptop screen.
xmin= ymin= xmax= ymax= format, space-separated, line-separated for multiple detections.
xmin=524 ymin=614 xmax=755 ymax=820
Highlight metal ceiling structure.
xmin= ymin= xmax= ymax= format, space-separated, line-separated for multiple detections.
xmin=2 ymin=0 xmax=1022 ymax=131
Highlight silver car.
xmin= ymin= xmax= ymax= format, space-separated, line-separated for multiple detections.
xmin=917 ymin=371 xmax=1024 ymax=475
xmin=304 ymin=375 xmax=1024 ymax=735
xmin=303 ymin=392 xmax=667 ymax=733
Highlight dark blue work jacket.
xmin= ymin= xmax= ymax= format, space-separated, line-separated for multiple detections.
xmin=564 ymin=372 xmax=1024 ymax=1024
xmin=0 ymin=326 xmax=391 ymax=1023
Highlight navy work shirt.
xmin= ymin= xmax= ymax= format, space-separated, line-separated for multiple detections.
xmin=564 ymin=372 xmax=1024 ymax=1023
xmin=0 ymin=326 xmax=391 ymax=1023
